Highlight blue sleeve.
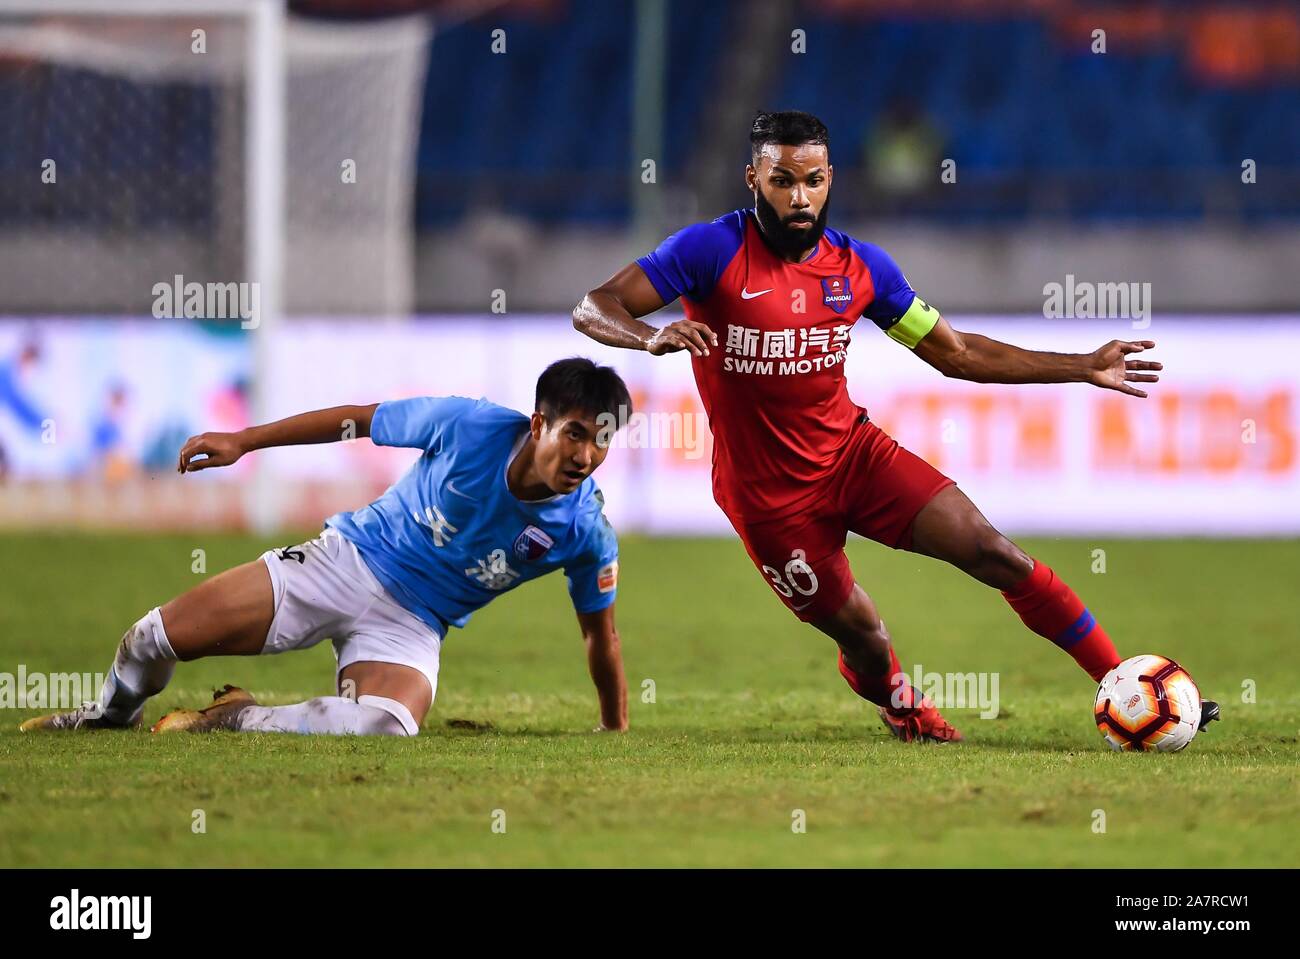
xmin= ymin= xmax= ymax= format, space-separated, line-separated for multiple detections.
xmin=370 ymin=396 xmax=477 ymax=452
xmin=0 ymin=365 xmax=46 ymax=431
xmin=635 ymin=214 xmax=744 ymax=304
xmin=565 ymin=508 xmax=619 ymax=614
xmin=850 ymin=239 xmax=918 ymax=329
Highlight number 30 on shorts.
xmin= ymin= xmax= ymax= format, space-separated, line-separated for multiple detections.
xmin=762 ymin=549 xmax=820 ymax=599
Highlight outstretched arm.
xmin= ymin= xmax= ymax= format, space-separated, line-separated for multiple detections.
xmin=573 ymin=263 xmax=719 ymax=357
xmin=177 ymin=403 xmax=379 ymax=472
xmin=913 ymin=315 xmax=1162 ymax=398
xmin=576 ymin=605 xmax=628 ymax=731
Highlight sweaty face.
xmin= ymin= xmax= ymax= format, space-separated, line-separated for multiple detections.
xmin=531 ymin=409 xmax=610 ymax=494
xmin=748 ymin=143 xmax=832 ymax=259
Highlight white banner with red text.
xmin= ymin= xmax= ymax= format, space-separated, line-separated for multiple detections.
xmin=0 ymin=316 xmax=1295 ymax=536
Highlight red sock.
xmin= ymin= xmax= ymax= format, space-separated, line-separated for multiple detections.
xmin=1002 ymin=559 xmax=1120 ymax=682
xmin=837 ymin=647 xmax=920 ymax=713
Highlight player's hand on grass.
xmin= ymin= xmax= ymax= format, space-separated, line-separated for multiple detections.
xmin=178 ymin=431 xmax=247 ymax=472
xmin=646 ymin=319 xmax=717 ymax=357
xmin=1086 ymin=339 xmax=1162 ymax=398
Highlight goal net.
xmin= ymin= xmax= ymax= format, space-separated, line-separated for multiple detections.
xmin=0 ymin=0 xmax=432 ymax=317
xmin=0 ymin=1 xmax=432 ymax=530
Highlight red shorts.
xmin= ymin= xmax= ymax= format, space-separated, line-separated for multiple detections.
xmin=723 ymin=417 xmax=954 ymax=623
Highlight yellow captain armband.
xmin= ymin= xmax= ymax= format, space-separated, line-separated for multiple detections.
xmin=885 ymin=295 xmax=940 ymax=349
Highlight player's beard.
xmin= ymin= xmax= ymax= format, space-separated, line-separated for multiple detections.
xmin=753 ymin=189 xmax=829 ymax=259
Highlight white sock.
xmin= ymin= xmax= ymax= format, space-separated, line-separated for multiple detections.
xmin=97 ymin=607 xmax=177 ymax=725
xmin=233 ymin=695 xmax=418 ymax=736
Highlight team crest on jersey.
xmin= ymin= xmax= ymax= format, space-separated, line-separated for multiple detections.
xmin=513 ymin=525 xmax=555 ymax=562
xmin=821 ymin=275 xmax=853 ymax=314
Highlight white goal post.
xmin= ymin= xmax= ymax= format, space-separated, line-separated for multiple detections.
xmin=0 ymin=0 xmax=432 ymax=532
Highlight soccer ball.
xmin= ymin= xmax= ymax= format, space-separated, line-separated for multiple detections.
xmin=1094 ymin=654 xmax=1202 ymax=752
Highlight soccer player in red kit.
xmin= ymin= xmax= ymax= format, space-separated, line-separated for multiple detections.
xmin=573 ymin=110 xmax=1216 ymax=742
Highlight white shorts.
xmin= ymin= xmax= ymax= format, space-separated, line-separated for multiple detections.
xmin=258 ymin=528 xmax=442 ymax=701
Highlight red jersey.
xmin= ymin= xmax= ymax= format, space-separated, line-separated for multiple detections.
xmin=637 ymin=208 xmax=937 ymax=519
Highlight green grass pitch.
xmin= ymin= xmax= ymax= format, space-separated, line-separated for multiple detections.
xmin=1 ymin=531 xmax=1296 ymax=867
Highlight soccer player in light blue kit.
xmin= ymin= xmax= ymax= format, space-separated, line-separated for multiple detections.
xmin=21 ymin=359 xmax=631 ymax=737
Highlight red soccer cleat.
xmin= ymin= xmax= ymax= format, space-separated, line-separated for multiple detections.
xmin=878 ymin=698 xmax=964 ymax=744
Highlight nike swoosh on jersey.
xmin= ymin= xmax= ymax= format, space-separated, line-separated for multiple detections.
xmin=740 ymin=287 xmax=774 ymax=299
xmin=445 ymin=480 xmax=477 ymax=501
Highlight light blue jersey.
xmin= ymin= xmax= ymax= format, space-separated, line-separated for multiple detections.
xmin=326 ymin=396 xmax=619 ymax=634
